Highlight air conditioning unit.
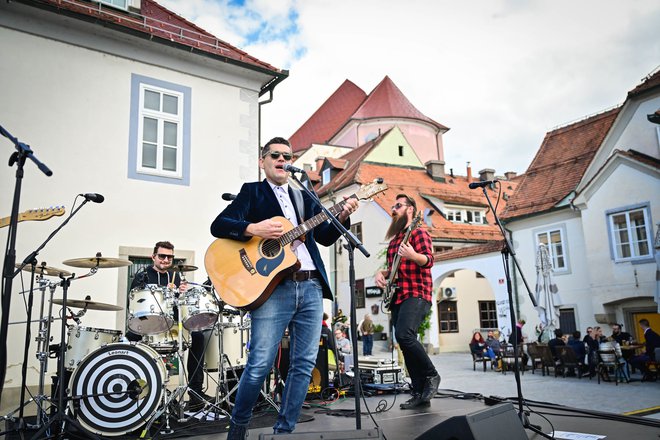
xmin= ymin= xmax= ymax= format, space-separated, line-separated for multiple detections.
xmin=442 ymin=287 xmax=456 ymax=299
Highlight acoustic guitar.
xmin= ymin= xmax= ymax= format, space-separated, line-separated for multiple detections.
xmin=0 ymin=206 xmax=65 ymax=229
xmin=205 ymin=179 xmax=388 ymax=310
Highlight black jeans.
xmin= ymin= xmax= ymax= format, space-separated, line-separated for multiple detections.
xmin=187 ymin=329 xmax=211 ymax=393
xmin=391 ymin=297 xmax=437 ymax=393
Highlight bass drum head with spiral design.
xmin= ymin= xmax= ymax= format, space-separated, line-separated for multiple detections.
xmin=68 ymin=342 xmax=167 ymax=436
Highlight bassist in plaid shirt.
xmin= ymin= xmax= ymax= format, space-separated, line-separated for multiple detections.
xmin=375 ymin=194 xmax=440 ymax=409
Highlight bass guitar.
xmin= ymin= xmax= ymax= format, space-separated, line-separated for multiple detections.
xmin=382 ymin=211 xmax=422 ymax=311
xmin=205 ymin=179 xmax=388 ymax=310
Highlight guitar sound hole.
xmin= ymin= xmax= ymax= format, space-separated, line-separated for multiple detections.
xmin=261 ymin=239 xmax=282 ymax=258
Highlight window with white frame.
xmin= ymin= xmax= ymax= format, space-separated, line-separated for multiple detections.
xmin=607 ymin=204 xmax=653 ymax=262
xmin=445 ymin=206 xmax=486 ymax=224
xmin=535 ymin=228 xmax=567 ymax=272
xmin=138 ymin=85 xmax=183 ymax=177
xmin=95 ymin=0 xmax=128 ymax=11
xmin=128 ymin=74 xmax=191 ymax=186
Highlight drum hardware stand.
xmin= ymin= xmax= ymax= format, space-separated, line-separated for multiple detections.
xmin=30 ymin=273 xmax=101 ymax=440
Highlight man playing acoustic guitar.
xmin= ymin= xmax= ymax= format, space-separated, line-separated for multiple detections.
xmin=210 ymin=137 xmax=358 ymax=438
xmin=375 ymin=194 xmax=440 ymax=409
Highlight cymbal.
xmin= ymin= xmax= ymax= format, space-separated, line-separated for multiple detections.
xmin=63 ymin=254 xmax=132 ymax=268
xmin=14 ymin=263 xmax=71 ymax=277
xmin=171 ymin=264 xmax=198 ymax=272
xmin=51 ymin=298 xmax=123 ymax=311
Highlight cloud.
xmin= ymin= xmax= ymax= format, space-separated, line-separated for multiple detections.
xmin=158 ymin=0 xmax=660 ymax=175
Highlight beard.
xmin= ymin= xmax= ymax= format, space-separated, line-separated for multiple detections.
xmin=385 ymin=214 xmax=408 ymax=240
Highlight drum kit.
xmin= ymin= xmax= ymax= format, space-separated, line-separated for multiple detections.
xmin=5 ymin=254 xmax=258 ymax=438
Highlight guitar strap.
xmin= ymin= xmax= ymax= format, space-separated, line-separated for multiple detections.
xmin=290 ymin=188 xmax=305 ymax=223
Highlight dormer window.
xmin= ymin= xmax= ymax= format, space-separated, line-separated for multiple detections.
xmin=445 ymin=206 xmax=487 ymax=225
xmin=322 ymin=168 xmax=332 ymax=185
xmin=93 ymin=0 xmax=129 ymax=11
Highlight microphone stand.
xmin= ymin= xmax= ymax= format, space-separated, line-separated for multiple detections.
xmin=0 ymin=124 xmax=52 ymax=403
xmin=479 ymin=185 xmax=552 ymax=439
xmin=287 ymin=172 xmax=370 ymax=430
xmin=11 ymin=198 xmax=95 ymax=439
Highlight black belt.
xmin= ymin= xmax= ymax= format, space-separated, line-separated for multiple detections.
xmin=287 ymin=270 xmax=320 ymax=282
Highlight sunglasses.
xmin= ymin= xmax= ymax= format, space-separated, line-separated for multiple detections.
xmin=156 ymin=254 xmax=174 ymax=260
xmin=391 ymin=202 xmax=410 ymax=210
xmin=264 ymin=151 xmax=292 ymax=161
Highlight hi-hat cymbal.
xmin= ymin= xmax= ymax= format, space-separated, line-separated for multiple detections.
xmin=63 ymin=253 xmax=132 ymax=269
xmin=51 ymin=298 xmax=123 ymax=311
xmin=171 ymin=264 xmax=198 ymax=272
xmin=14 ymin=263 xmax=71 ymax=277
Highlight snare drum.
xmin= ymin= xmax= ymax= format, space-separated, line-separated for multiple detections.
xmin=204 ymin=324 xmax=248 ymax=371
xmin=127 ymin=285 xmax=174 ymax=335
xmin=69 ymin=342 xmax=167 ymax=436
xmin=180 ymin=287 xmax=219 ymax=331
xmin=65 ymin=326 xmax=122 ymax=371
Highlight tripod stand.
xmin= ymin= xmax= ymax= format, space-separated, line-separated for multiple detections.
xmin=478 ymin=183 xmax=553 ymax=440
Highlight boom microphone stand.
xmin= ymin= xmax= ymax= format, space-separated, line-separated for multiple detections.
xmin=475 ymin=182 xmax=552 ymax=439
xmin=286 ymin=170 xmax=371 ymax=430
xmin=0 ymin=124 xmax=52 ymax=402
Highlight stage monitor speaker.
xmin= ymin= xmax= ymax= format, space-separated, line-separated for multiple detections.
xmin=414 ymin=403 xmax=527 ymax=440
xmin=279 ymin=334 xmax=329 ymax=395
xmin=258 ymin=427 xmax=383 ymax=440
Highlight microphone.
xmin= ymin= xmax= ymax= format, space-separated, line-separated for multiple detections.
xmin=468 ymin=180 xmax=498 ymax=190
xmin=127 ymin=379 xmax=148 ymax=400
xmin=283 ymin=164 xmax=305 ymax=174
xmin=80 ymin=193 xmax=105 ymax=203
xmin=222 ymin=193 xmax=237 ymax=201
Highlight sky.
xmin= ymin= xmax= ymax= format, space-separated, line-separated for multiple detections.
xmin=159 ymin=0 xmax=659 ymax=176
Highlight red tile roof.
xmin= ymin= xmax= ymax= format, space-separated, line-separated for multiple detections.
xmin=323 ymin=161 xmax=516 ymax=244
xmin=28 ymin=0 xmax=283 ymax=75
xmin=627 ymin=68 xmax=660 ymax=98
xmin=435 ymin=240 xmax=506 ymax=262
xmin=501 ymin=107 xmax=620 ymax=220
xmin=349 ymin=76 xmax=448 ymax=130
xmin=289 ymin=80 xmax=367 ymax=152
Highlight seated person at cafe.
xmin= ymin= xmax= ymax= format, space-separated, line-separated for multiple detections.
xmin=630 ymin=318 xmax=660 ymax=381
xmin=470 ymin=331 xmax=496 ymax=360
xmin=567 ymin=330 xmax=586 ymax=365
xmin=548 ymin=328 xmax=566 ymax=360
xmin=610 ymin=323 xmax=632 ymax=345
xmin=486 ymin=330 xmax=502 ymax=358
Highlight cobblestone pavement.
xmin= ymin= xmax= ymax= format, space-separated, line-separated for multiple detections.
xmin=369 ymin=340 xmax=660 ymax=418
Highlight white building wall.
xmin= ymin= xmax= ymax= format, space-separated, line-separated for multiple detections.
xmin=0 ymin=11 xmax=264 ymax=388
xmin=504 ymin=209 xmax=594 ymax=333
xmin=579 ymin=162 xmax=659 ymax=316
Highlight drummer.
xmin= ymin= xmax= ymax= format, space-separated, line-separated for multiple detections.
xmin=127 ymin=241 xmax=212 ymax=411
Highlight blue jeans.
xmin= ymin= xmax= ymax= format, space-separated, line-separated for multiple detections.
xmin=230 ymin=278 xmax=323 ymax=433
xmin=362 ymin=334 xmax=373 ymax=356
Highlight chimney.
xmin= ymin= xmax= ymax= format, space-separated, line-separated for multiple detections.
xmin=504 ymin=171 xmax=517 ymax=180
xmin=425 ymin=160 xmax=446 ymax=182
xmin=466 ymin=162 xmax=472 ymax=181
xmin=478 ymin=168 xmax=495 ymax=182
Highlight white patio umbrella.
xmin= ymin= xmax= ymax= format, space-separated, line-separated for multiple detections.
xmin=534 ymin=243 xmax=563 ymax=329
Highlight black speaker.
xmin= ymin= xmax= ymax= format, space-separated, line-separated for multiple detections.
xmin=414 ymin=403 xmax=528 ymax=440
xmin=278 ymin=334 xmax=329 ymax=395
xmin=258 ymin=427 xmax=383 ymax=439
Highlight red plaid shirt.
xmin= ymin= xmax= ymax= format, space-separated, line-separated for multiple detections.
xmin=386 ymin=227 xmax=434 ymax=305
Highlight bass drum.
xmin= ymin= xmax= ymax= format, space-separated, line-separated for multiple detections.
xmin=68 ymin=343 xmax=167 ymax=437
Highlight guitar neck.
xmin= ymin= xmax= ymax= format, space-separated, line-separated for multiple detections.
xmin=278 ymin=198 xmax=349 ymax=245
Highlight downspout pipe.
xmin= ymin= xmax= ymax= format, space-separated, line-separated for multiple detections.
xmin=257 ymin=70 xmax=289 ymax=180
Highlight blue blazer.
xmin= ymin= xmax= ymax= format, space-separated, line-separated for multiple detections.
xmin=210 ymin=180 xmax=348 ymax=300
